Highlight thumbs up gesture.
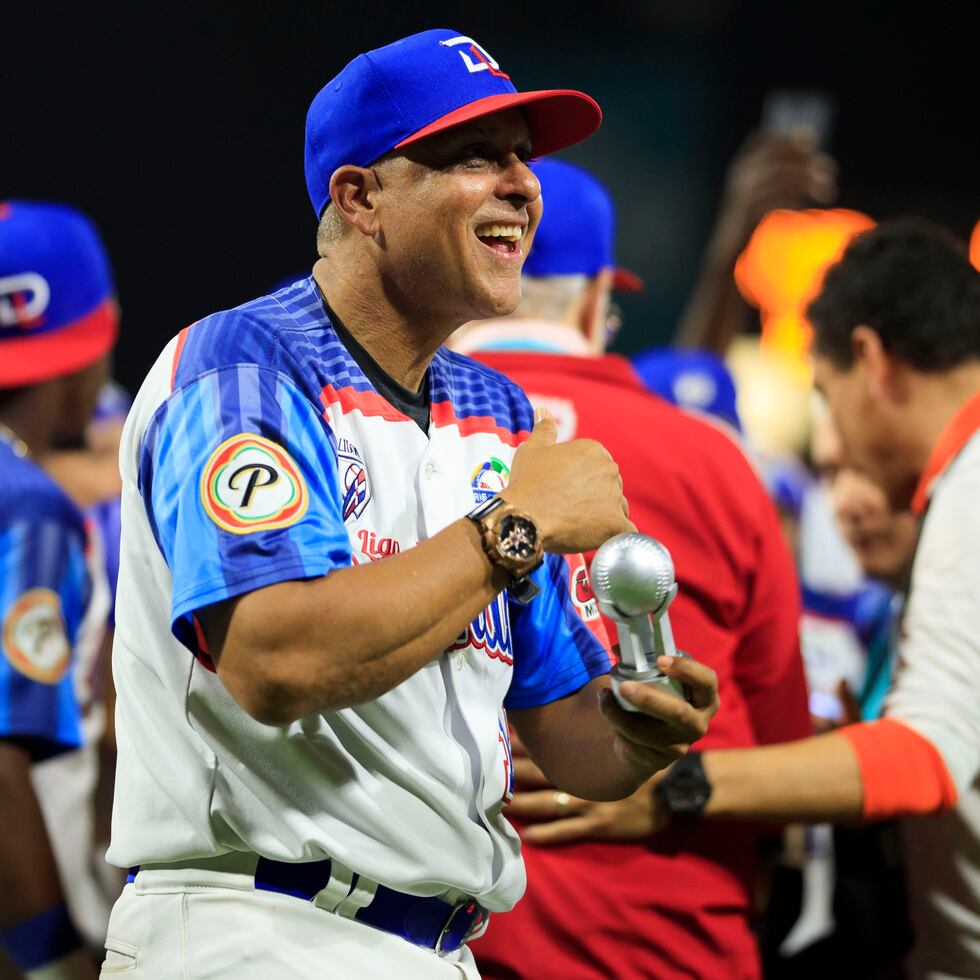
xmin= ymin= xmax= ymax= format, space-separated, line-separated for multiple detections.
xmin=503 ymin=408 xmax=634 ymax=554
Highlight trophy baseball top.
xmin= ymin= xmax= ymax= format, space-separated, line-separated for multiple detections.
xmin=590 ymin=532 xmax=676 ymax=618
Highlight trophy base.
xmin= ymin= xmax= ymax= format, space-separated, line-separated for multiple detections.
xmin=610 ymin=664 xmax=684 ymax=712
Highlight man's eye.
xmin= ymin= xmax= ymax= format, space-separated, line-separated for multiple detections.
xmin=516 ymin=148 xmax=534 ymax=164
xmin=460 ymin=145 xmax=491 ymax=162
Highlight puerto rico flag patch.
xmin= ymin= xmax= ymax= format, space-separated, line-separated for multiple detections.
xmin=200 ymin=433 xmax=309 ymax=534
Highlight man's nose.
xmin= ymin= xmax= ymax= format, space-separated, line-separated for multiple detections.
xmin=830 ymin=470 xmax=870 ymax=525
xmin=497 ymin=154 xmax=540 ymax=205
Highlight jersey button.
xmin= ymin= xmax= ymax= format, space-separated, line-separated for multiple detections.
xmin=424 ymin=461 xmax=438 ymax=479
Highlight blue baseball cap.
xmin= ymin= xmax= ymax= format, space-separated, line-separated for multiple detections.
xmin=305 ymin=29 xmax=602 ymax=217
xmin=522 ymin=158 xmax=643 ymax=291
xmin=0 ymin=201 xmax=117 ymax=388
xmin=631 ymin=348 xmax=742 ymax=432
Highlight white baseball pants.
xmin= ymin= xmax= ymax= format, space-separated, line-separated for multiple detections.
xmin=99 ymin=869 xmax=481 ymax=979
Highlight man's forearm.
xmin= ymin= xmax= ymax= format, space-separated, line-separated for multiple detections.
xmin=0 ymin=744 xmax=66 ymax=928
xmin=674 ymin=243 xmax=752 ymax=353
xmin=511 ymin=678 xmax=661 ymax=802
xmin=209 ymin=517 xmax=510 ymax=723
xmin=702 ymin=731 xmax=864 ymax=823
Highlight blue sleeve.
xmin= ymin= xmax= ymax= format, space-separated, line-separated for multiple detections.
xmin=140 ymin=365 xmax=353 ymax=651
xmin=504 ymin=553 xmax=611 ymax=710
xmin=0 ymin=520 xmax=87 ymax=760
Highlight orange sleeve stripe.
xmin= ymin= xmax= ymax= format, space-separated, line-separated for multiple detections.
xmin=841 ymin=718 xmax=958 ymax=821
xmin=170 ymin=325 xmax=191 ymax=391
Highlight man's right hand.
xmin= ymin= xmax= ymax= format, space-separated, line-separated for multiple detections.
xmin=504 ymin=408 xmax=634 ymax=553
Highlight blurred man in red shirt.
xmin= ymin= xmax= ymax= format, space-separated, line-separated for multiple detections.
xmin=453 ymin=159 xmax=811 ymax=979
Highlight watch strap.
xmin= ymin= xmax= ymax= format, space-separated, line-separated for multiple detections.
xmin=507 ymin=573 xmax=541 ymax=606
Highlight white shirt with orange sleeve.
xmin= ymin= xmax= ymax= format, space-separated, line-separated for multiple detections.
xmin=885 ymin=425 xmax=980 ymax=980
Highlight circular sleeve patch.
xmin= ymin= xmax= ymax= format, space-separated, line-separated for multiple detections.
xmin=200 ymin=433 xmax=309 ymax=535
xmin=3 ymin=588 xmax=71 ymax=684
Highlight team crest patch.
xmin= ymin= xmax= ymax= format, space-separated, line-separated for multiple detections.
xmin=201 ymin=433 xmax=308 ymax=534
xmin=337 ymin=437 xmax=371 ymax=522
xmin=471 ymin=457 xmax=510 ymax=504
xmin=3 ymin=588 xmax=70 ymax=684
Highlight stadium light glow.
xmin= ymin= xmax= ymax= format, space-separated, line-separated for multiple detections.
xmin=734 ymin=208 xmax=875 ymax=379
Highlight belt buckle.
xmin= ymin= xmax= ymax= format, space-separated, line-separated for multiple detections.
xmin=434 ymin=899 xmax=480 ymax=955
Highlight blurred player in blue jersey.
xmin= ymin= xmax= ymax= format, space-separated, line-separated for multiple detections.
xmin=0 ymin=201 xmax=118 ymax=979
xmin=32 ymin=378 xmax=131 ymax=959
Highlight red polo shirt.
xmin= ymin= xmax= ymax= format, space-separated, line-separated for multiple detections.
xmin=470 ymin=349 xmax=811 ymax=980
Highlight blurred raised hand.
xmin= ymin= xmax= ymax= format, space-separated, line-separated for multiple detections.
xmin=675 ymin=131 xmax=839 ymax=354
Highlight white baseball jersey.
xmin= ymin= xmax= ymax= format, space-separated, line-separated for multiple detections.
xmin=107 ymin=277 xmax=609 ymax=912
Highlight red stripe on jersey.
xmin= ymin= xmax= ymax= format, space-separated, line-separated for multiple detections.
xmin=191 ymin=614 xmax=217 ymax=673
xmin=170 ymin=326 xmax=192 ymax=391
xmin=320 ymin=384 xmax=413 ymax=423
xmin=430 ymin=400 xmax=529 ymax=446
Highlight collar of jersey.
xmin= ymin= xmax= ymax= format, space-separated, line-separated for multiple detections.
xmin=911 ymin=389 xmax=980 ymax=514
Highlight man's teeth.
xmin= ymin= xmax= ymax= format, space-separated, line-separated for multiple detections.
xmin=475 ymin=223 xmax=523 ymax=242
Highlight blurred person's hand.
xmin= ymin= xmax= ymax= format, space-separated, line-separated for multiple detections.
xmin=811 ymin=679 xmax=862 ymax=734
xmin=707 ymin=132 xmax=838 ymax=269
xmin=675 ymin=131 xmax=838 ymax=353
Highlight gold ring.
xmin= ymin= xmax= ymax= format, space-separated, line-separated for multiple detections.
xmin=553 ymin=791 xmax=572 ymax=814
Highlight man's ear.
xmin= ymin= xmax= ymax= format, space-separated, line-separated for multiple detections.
xmin=579 ymin=269 xmax=614 ymax=353
xmin=852 ymin=324 xmax=901 ymax=401
xmin=328 ymin=165 xmax=383 ymax=238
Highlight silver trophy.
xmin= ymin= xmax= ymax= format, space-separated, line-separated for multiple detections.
xmin=590 ymin=532 xmax=685 ymax=712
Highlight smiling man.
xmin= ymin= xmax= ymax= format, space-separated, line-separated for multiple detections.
xmin=100 ymin=30 xmax=719 ymax=979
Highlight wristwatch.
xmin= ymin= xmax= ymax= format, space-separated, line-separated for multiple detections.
xmin=466 ymin=496 xmax=543 ymax=604
xmin=657 ymin=752 xmax=712 ymax=818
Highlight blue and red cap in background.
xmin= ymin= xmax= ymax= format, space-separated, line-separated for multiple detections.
xmin=0 ymin=201 xmax=117 ymax=388
xmin=632 ymin=348 xmax=743 ymax=433
xmin=522 ymin=159 xmax=643 ymax=292
xmin=304 ymin=28 xmax=602 ymax=217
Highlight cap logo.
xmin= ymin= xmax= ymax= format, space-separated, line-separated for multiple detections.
xmin=439 ymin=35 xmax=510 ymax=79
xmin=0 ymin=273 xmax=50 ymax=329
xmin=201 ymin=433 xmax=309 ymax=534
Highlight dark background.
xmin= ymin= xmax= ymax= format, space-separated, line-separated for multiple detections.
xmin=4 ymin=0 xmax=978 ymax=394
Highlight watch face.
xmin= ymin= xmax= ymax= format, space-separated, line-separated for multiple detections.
xmin=673 ymin=770 xmax=706 ymax=806
xmin=666 ymin=762 xmax=710 ymax=815
xmin=497 ymin=514 xmax=538 ymax=561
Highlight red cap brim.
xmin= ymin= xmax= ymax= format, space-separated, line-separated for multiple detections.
xmin=613 ymin=267 xmax=644 ymax=292
xmin=396 ymin=89 xmax=602 ymax=157
xmin=0 ymin=297 xmax=118 ymax=388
